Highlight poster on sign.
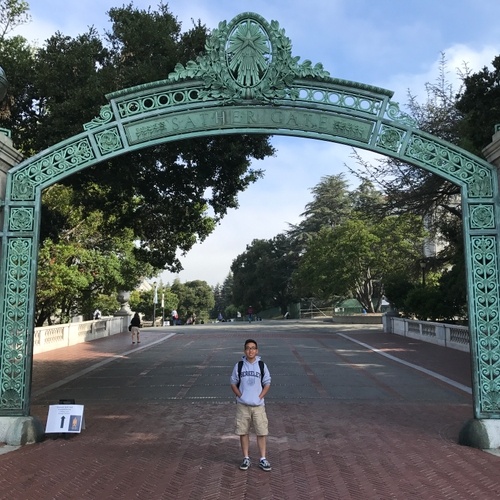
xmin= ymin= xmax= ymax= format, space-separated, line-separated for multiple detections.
xmin=45 ymin=404 xmax=85 ymax=433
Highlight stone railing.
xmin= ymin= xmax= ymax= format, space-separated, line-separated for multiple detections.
xmin=33 ymin=315 xmax=130 ymax=355
xmin=382 ymin=315 xmax=470 ymax=352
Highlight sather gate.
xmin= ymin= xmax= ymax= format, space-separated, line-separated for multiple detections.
xmin=1 ymin=12 xmax=499 ymax=446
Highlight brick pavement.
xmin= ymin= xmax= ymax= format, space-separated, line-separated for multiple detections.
xmin=0 ymin=322 xmax=499 ymax=500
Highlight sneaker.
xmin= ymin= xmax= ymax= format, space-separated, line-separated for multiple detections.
xmin=259 ymin=458 xmax=271 ymax=472
xmin=239 ymin=457 xmax=251 ymax=470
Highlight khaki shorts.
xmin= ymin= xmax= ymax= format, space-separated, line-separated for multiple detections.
xmin=235 ymin=403 xmax=269 ymax=436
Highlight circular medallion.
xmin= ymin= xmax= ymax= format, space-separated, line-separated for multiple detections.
xmin=225 ymin=15 xmax=272 ymax=89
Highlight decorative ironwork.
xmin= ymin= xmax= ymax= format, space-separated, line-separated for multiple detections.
xmin=377 ymin=124 xmax=406 ymax=152
xmin=294 ymin=85 xmax=383 ymax=115
xmin=1 ymin=11 xmax=500 ymax=422
xmin=95 ymin=127 xmax=123 ymax=156
xmin=470 ymin=236 xmax=500 ymax=413
xmin=0 ymin=127 xmax=11 ymax=138
xmin=168 ymin=13 xmax=330 ymax=102
xmin=226 ymin=17 xmax=271 ymax=88
xmin=9 ymin=208 xmax=34 ymax=231
xmin=83 ymin=104 xmax=114 ymax=131
xmin=11 ymin=139 xmax=95 ymax=201
xmin=405 ymin=134 xmax=493 ymax=197
xmin=469 ymin=204 xmax=496 ymax=230
xmin=385 ymin=101 xmax=417 ymax=127
xmin=113 ymin=87 xmax=203 ymax=120
xmin=0 ymin=238 xmax=32 ymax=410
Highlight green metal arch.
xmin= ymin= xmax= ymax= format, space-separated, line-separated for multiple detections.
xmin=1 ymin=12 xmax=499 ymax=418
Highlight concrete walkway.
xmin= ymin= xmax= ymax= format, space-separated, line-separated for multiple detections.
xmin=0 ymin=322 xmax=499 ymax=499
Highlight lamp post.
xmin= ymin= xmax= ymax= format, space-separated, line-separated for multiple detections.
xmin=419 ymin=259 xmax=427 ymax=287
xmin=152 ymin=282 xmax=158 ymax=326
xmin=161 ymin=292 xmax=165 ymax=326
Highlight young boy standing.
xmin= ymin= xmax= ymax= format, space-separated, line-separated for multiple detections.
xmin=230 ymin=338 xmax=272 ymax=471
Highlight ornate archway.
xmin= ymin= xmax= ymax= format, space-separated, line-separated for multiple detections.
xmin=1 ymin=12 xmax=499 ymax=443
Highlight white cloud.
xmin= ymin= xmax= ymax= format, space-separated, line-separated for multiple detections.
xmin=383 ymin=43 xmax=498 ymax=110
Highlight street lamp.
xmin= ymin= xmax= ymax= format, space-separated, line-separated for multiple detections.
xmin=161 ymin=292 xmax=165 ymax=326
xmin=419 ymin=259 xmax=427 ymax=287
xmin=152 ymin=281 xmax=158 ymax=326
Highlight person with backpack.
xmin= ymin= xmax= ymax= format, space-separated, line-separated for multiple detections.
xmin=230 ymin=338 xmax=272 ymax=472
xmin=130 ymin=312 xmax=142 ymax=344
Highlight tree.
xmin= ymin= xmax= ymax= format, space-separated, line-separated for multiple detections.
xmin=343 ymin=56 xmax=472 ymax=318
xmin=456 ymin=55 xmax=500 ymax=156
xmin=211 ymin=273 xmax=235 ymax=319
xmin=403 ymin=286 xmax=443 ymax=321
xmin=1 ymin=3 xmax=275 ymax=273
xmin=221 ymin=273 xmax=235 ymax=317
xmin=0 ymin=1 xmax=35 ymax=133
xmin=348 ymin=179 xmax=386 ymax=219
xmin=35 ymin=236 xmax=147 ymax=325
xmin=0 ymin=3 xmax=276 ymax=322
xmin=231 ymin=234 xmax=300 ymax=314
xmin=0 ymin=0 xmax=30 ymax=40
xmin=34 ymin=184 xmax=154 ymax=325
xmin=212 ymin=283 xmax=224 ymax=319
xmin=344 ymin=55 xmax=468 ymax=230
xmin=171 ymin=280 xmax=215 ymax=323
xmin=294 ymin=214 xmax=426 ymax=312
xmin=129 ymin=285 xmax=178 ymax=321
xmin=288 ymin=173 xmax=352 ymax=244
xmin=43 ymin=5 xmax=273 ymax=272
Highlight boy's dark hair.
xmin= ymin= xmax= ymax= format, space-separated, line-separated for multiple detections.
xmin=244 ymin=338 xmax=258 ymax=349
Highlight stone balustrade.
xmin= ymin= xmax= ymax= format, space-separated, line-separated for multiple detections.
xmin=383 ymin=315 xmax=469 ymax=352
xmin=33 ymin=315 xmax=130 ymax=354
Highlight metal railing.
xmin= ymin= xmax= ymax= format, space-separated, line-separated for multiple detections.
xmin=299 ymin=306 xmax=333 ymax=319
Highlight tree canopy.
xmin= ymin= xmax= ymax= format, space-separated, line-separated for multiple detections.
xmin=456 ymin=55 xmax=500 ymax=157
xmin=231 ymin=234 xmax=300 ymax=314
xmin=0 ymin=1 xmax=275 ymax=322
xmin=293 ymin=212 xmax=425 ymax=312
xmin=1 ymin=2 xmax=275 ymax=272
xmin=171 ymin=280 xmax=215 ymax=323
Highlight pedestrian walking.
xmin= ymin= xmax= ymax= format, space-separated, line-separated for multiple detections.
xmin=130 ymin=312 xmax=142 ymax=344
xmin=171 ymin=309 xmax=178 ymax=326
xmin=230 ymin=338 xmax=272 ymax=472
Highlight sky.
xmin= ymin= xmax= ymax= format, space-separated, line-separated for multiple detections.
xmin=12 ymin=0 xmax=500 ymax=286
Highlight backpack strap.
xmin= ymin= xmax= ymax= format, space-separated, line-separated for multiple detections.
xmin=237 ymin=360 xmax=243 ymax=388
xmin=259 ymin=360 xmax=265 ymax=387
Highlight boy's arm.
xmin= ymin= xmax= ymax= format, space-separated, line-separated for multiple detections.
xmin=259 ymin=383 xmax=270 ymax=400
xmin=230 ymin=363 xmax=241 ymax=397
xmin=231 ymin=383 xmax=242 ymax=398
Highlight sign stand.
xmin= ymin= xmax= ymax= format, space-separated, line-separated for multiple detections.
xmin=45 ymin=399 xmax=85 ymax=436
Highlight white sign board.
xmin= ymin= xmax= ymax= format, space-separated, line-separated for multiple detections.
xmin=45 ymin=404 xmax=85 ymax=433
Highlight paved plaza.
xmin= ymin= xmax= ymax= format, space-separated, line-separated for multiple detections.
xmin=0 ymin=321 xmax=499 ymax=499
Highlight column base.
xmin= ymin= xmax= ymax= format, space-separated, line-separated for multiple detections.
xmin=459 ymin=418 xmax=500 ymax=450
xmin=0 ymin=416 xmax=44 ymax=446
